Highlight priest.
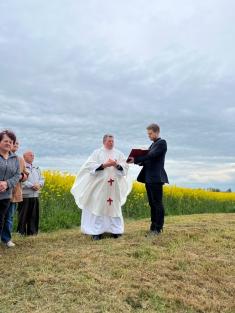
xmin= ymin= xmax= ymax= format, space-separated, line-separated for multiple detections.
xmin=71 ymin=134 xmax=132 ymax=240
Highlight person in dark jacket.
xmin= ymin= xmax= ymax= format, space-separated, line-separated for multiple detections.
xmin=128 ymin=123 xmax=168 ymax=235
xmin=0 ymin=130 xmax=20 ymax=239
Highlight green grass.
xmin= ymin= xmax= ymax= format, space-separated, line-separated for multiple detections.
xmin=31 ymin=185 xmax=235 ymax=232
xmin=2 ymin=213 xmax=235 ymax=313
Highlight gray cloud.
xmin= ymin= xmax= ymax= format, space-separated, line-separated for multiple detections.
xmin=0 ymin=0 xmax=235 ymax=190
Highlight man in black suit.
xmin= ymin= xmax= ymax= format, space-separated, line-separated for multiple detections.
xmin=128 ymin=123 xmax=168 ymax=235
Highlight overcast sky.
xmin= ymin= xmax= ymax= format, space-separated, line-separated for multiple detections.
xmin=0 ymin=0 xmax=234 ymax=190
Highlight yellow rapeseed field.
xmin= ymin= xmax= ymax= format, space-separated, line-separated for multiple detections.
xmin=42 ymin=170 xmax=235 ymax=202
xmin=38 ymin=170 xmax=235 ymax=232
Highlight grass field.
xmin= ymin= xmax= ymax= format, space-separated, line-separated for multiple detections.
xmin=1 ymin=213 xmax=235 ymax=313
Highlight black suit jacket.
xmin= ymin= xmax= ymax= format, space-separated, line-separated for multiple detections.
xmin=134 ymin=137 xmax=169 ymax=184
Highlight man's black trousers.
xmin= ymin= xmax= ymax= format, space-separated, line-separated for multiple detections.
xmin=145 ymin=183 xmax=164 ymax=231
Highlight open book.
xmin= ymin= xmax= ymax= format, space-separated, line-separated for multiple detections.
xmin=126 ymin=149 xmax=149 ymax=162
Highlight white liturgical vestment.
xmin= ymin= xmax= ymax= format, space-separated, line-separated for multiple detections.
xmin=71 ymin=147 xmax=132 ymax=234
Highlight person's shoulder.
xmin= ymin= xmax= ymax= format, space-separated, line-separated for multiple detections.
xmin=88 ymin=148 xmax=102 ymax=159
xmin=92 ymin=148 xmax=102 ymax=155
xmin=157 ymin=138 xmax=167 ymax=145
xmin=17 ymin=155 xmax=25 ymax=163
xmin=9 ymin=151 xmax=17 ymax=159
xmin=152 ymin=138 xmax=167 ymax=149
xmin=9 ymin=152 xmax=21 ymax=165
xmin=17 ymin=156 xmax=26 ymax=167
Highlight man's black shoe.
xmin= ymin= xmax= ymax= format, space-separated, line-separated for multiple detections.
xmin=145 ymin=230 xmax=161 ymax=237
xmin=92 ymin=235 xmax=102 ymax=240
xmin=112 ymin=234 xmax=122 ymax=239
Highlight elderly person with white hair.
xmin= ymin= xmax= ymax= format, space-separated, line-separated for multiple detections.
xmin=17 ymin=151 xmax=44 ymax=236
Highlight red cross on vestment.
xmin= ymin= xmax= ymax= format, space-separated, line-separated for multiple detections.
xmin=107 ymin=198 xmax=113 ymax=205
xmin=108 ymin=178 xmax=115 ymax=186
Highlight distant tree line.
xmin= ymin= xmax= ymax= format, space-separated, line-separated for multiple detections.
xmin=206 ymin=188 xmax=232 ymax=193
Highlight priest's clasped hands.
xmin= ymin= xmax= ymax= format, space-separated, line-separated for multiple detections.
xmin=103 ymin=159 xmax=118 ymax=168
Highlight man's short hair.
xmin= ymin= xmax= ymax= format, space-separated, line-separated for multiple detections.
xmin=146 ymin=123 xmax=160 ymax=133
xmin=0 ymin=129 xmax=17 ymax=144
xmin=103 ymin=134 xmax=114 ymax=143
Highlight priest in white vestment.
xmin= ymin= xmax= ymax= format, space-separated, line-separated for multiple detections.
xmin=71 ymin=134 xmax=132 ymax=240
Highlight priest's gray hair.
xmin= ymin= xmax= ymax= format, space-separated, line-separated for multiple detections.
xmin=103 ymin=134 xmax=114 ymax=143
